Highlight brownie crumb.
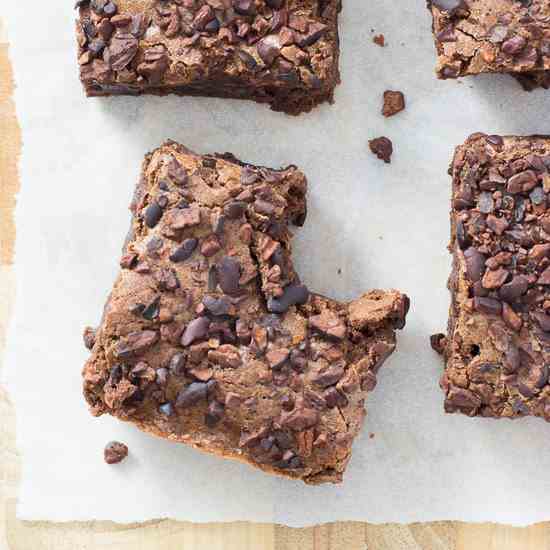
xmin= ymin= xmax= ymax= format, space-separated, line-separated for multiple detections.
xmin=104 ymin=441 xmax=128 ymax=464
xmin=368 ymin=432 xmax=375 ymax=439
xmin=382 ymin=90 xmax=405 ymax=117
xmin=373 ymin=34 xmax=385 ymax=47
xmin=430 ymin=333 xmax=446 ymax=355
xmin=83 ymin=326 xmax=97 ymax=350
xmin=369 ymin=137 xmax=393 ymax=164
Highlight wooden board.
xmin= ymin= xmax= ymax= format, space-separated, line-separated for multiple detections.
xmin=0 ymin=16 xmax=549 ymax=550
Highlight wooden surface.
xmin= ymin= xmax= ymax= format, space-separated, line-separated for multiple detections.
xmin=0 ymin=16 xmax=549 ymax=550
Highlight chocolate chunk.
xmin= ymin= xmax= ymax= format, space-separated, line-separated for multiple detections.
xmin=202 ymin=295 xmax=232 ymax=316
xmin=311 ymin=364 xmax=345 ymax=388
xmin=169 ymin=238 xmax=198 ymax=263
xmin=464 ymin=248 xmax=486 ymax=282
xmin=430 ymin=333 xmax=446 ymax=354
xmin=267 ymin=283 xmax=309 ymax=313
xmin=104 ymin=441 xmax=128 ymax=464
xmin=176 ymin=382 xmax=208 ymax=409
xmin=257 ymin=35 xmax=282 ymax=66
xmin=280 ymin=400 xmax=319 ymax=431
xmin=181 ymin=316 xmax=211 ymax=346
xmin=116 ymin=330 xmax=158 ymax=359
xmin=108 ymin=32 xmax=138 ymax=71
xmin=142 ymin=295 xmax=161 ymax=320
xmin=216 ymin=257 xmax=241 ymax=295
xmin=382 ymin=90 xmax=405 ymax=117
xmin=167 ymin=158 xmax=188 ymax=186
xmin=169 ymin=352 xmax=187 ymax=376
xmin=266 ymin=348 xmax=290 ymax=370
xmin=83 ymin=326 xmax=97 ymax=350
xmin=309 ymin=312 xmax=346 ymax=340
xmin=534 ymin=311 xmax=550 ymax=332
xmin=473 ymin=296 xmax=502 ymax=316
xmin=233 ymin=0 xmax=255 ymax=16
xmin=499 ymin=275 xmax=528 ymax=302
xmin=369 ymin=137 xmax=393 ymax=163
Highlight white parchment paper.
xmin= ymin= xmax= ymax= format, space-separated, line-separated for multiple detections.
xmin=6 ymin=0 xmax=550 ymax=526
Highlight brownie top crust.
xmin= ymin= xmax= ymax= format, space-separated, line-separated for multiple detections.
xmin=428 ymin=0 xmax=550 ymax=78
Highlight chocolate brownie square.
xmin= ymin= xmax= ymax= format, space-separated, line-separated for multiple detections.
xmin=436 ymin=133 xmax=550 ymax=420
xmin=82 ymin=141 xmax=409 ymax=484
xmin=76 ymin=0 xmax=341 ymax=115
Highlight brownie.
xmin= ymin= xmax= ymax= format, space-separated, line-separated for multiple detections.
xmin=427 ymin=0 xmax=550 ymax=80
xmin=436 ymin=133 xmax=550 ymax=420
xmin=75 ymin=0 xmax=341 ymax=115
xmin=82 ymin=141 xmax=409 ymax=484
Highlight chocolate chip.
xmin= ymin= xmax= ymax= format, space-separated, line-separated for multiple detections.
xmin=203 ymin=295 xmax=232 ymax=316
xmin=142 ymin=295 xmax=161 ymax=320
xmin=267 ymin=283 xmax=309 ymax=313
xmin=233 ymin=0 xmax=255 ymax=16
xmin=169 ymin=353 xmax=186 ymax=377
xmin=473 ymin=296 xmax=502 ymax=316
xmin=144 ymin=202 xmax=163 ymax=228
xmin=502 ymin=35 xmax=527 ymax=56
xmin=257 ymin=35 xmax=282 ymax=65
xmin=310 ymin=312 xmax=347 ymax=340
xmin=464 ymin=248 xmax=486 ymax=282
xmin=456 ymin=220 xmax=469 ymax=250
xmin=216 ymin=257 xmax=241 ymax=295
xmin=104 ymin=441 xmax=128 ymax=464
xmin=266 ymin=348 xmax=290 ymax=370
xmin=280 ymin=402 xmax=319 ymax=431
xmin=176 ymin=382 xmax=208 ymax=409
xmin=108 ymin=32 xmax=139 ymax=71
xmin=116 ymin=330 xmax=159 ymax=359
xmin=169 ymin=238 xmax=198 ymax=263
xmin=534 ymin=311 xmax=550 ymax=332
xmin=181 ymin=316 xmax=211 ymax=346
xmin=311 ymin=364 xmax=345 ymax=388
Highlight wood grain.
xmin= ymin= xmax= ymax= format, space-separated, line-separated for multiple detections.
xmin=0 ymin=15 xmax=548 ymax=550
